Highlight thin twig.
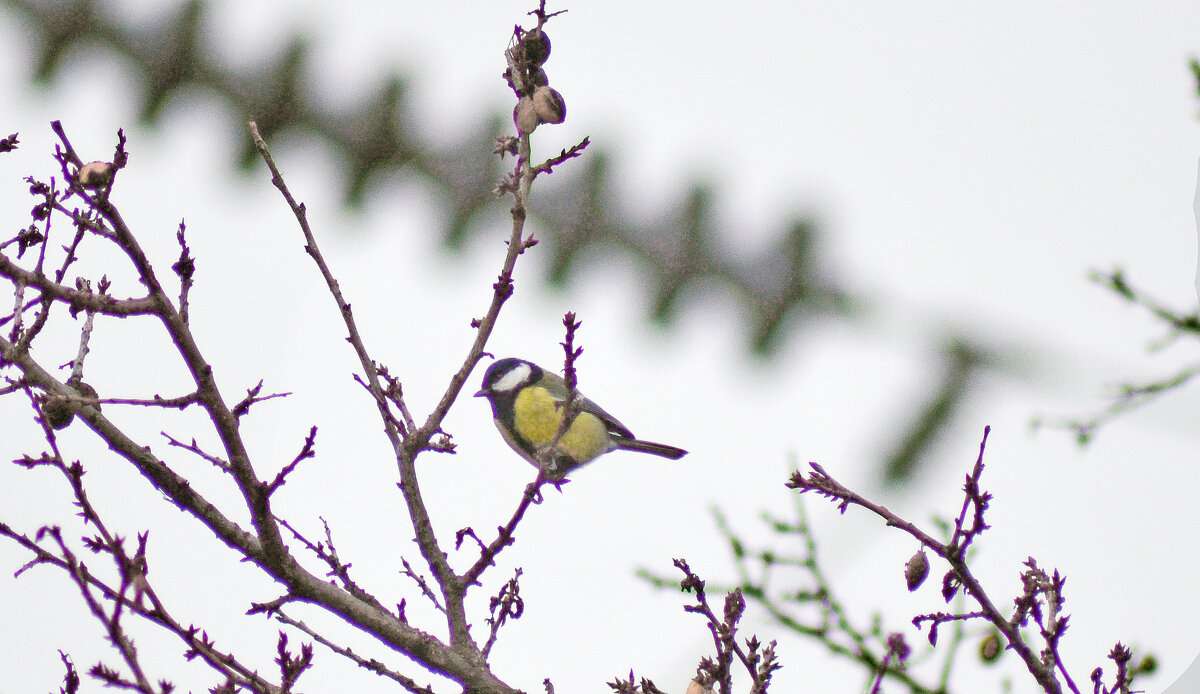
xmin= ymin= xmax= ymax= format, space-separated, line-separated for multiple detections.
xmin=787 ymin=427 xmax=1092 ymax=694
xmin=481 ymin=568 xmax=523 ymax=658
xmin=461 ymin=477 xmax=547 ymax=588
xmin=266 ymin=426 xmax=318 ymax=495
xmin=173 ymin=220 xmax=194 ymax=325
xmin=161 ymin=432 xmax=231 ymax=472
xmin=531 ymin=137 xmax=589 ymax=178
xmin=273 ymin=611 xmax=434 ymax=694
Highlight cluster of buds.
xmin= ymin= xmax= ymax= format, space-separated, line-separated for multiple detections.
xmin=504 ymin=24 xmax=566 ymax=136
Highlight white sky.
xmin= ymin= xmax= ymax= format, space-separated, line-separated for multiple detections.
xmin=1 ymin=1 xmax=1199 ymax=693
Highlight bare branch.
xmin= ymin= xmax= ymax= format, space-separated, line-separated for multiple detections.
xmin=0 ymin=254 xmax=159 ymax=316
xmin=266 ymin=426 xmax=318 ymax=495
xmin=787 ymin=427 xmax=1098 ymax=694
xmin=274 ymin=515 xmax=389 ymax=612
xmin=401 ymin=558 xmax=447 ymax=615
xmin=232 ymin=380 xmax=292 ymax=419
xmin=536 ymin=312 xmax=583 ymax=474
xmin=531 ymin=137 xmax=589 ymax=178
xmin=162 ymin=433 xmax=230 ymax=472
xmin=461 ymin=478 xmax=547 ymax=588
xmin=482 ymin=568 xmax=524 ymax=658
xmin=95 ymin=393 xmax=202 ymax=409
xmin=273 ymin=611 xmax=436 ymax=694
xmin=172 ymin=220 xmax=195 ymax=325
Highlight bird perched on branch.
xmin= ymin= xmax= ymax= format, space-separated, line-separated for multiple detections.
xmin=476 ymin=357 xmax=687 ymax=478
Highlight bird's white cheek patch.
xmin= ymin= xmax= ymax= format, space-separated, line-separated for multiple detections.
xmin=492 ymin=362 xmax=531 ymax=392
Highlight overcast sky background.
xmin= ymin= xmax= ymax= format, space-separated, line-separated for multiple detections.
xmin=2 ymin=1 xmax=1199 ymax=693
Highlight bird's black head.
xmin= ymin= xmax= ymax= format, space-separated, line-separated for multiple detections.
xmin=475 ymin=358 xmax=542 ymax=416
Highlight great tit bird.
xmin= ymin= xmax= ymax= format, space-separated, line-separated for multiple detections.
xmin=475 ymin=357 xmax=687 ymax=478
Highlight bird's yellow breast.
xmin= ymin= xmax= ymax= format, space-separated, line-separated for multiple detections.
xmin=513 ymin=386 xmax=612 ymax=464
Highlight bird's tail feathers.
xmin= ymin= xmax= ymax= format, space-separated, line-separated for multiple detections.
xmin=615 ymin=438 xmax=688 ymax=460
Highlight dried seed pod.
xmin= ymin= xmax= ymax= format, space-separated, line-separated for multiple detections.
xmin=904 ymin=549 xmax=929 ymax=591
xmin=532 ymin=86 xmax=565 ymax=125
xmin=76 ymin=161 xmax=113 ymax=188
xmin=978 ymin=631 xmax=1002 ymax=663
xmin=513 ymin=86 xmax=566 ymax=135
xmin=43 ymin=395 xmax=74 ymax=430
xmin=514 ymin=96 xmax=540 ymax=135
xmin=521 ymin=28 xmax=551 ymax=66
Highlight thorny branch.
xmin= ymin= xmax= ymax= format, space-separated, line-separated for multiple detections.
xmin=2 ymin=20 xmax=577 ymax=685
xmin=240 ymin=6 xmax=572 ymax=659
xmin=786 ymin=426 xmax=1136 ymax=694
xmin=640 ymin=499 xmax=956 ymax=694
xmin=271 ymin=610 xmax=435 ymax=694
xmin=614 ymin=559 xmax=780 ymax=694
xmin=546 ymin=312 xmax=583 ymax=461
xmin=482 ymin=568 xmax=524 ymax=658
xmin=2 ymin=410 xmax=286 ymax=693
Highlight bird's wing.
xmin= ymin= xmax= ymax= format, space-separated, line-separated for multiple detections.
xmin=539 ymin=369 xmax=637 ymax=440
